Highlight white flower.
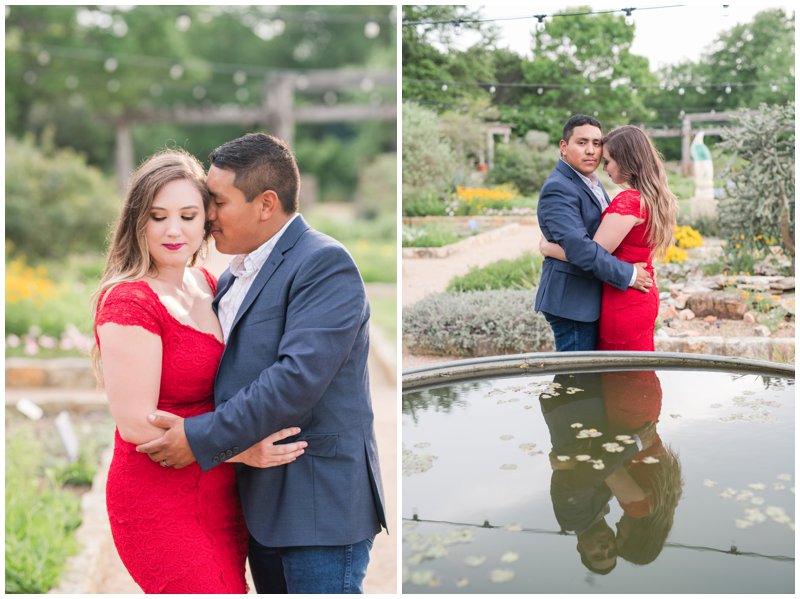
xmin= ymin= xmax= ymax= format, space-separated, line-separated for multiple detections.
xmin=592 ymin=460 xmax=605 ymax=470
xmin=777 ymin=473 xmax=792 ymax=481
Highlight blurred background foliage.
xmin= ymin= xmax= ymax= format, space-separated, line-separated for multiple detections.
xmin=6 ymin=5 xmax=398 ymax=356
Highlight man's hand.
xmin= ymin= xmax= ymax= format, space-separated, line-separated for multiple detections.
xmin=631 ymin=262 xmax=653 ymax=293
xmin=135 ymin=410 xmax=196 ymax=469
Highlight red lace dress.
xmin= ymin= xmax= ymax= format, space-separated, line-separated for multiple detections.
xmin=597 ymin=190 xmax=658 ymax=351
xmin=94 ymin=268 xmax=248 ymax=593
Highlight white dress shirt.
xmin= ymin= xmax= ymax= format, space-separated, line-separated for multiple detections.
xmin=218 ymin=213 xmax=300 ymax=342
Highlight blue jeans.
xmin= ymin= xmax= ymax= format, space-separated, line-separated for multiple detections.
xmin=543 ymin=312 xmax=598 ymax=352
xmin=249 ymin=535 xmax=374 ymax=594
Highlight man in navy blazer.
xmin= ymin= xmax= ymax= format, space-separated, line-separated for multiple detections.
xmin=535 ymin=115 xmax=652 ymax=351
xmin=136 ymin=133 xmax=386 ymax=593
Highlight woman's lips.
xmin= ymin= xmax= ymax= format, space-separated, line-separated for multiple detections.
xmin=163 ymin=243 xmax=186 ymax=251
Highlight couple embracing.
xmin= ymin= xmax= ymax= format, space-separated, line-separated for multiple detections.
xmin=92 ymin=133 xmax=386 ymax=593
xmin=536 ymin=114 xmax=677 ymax=352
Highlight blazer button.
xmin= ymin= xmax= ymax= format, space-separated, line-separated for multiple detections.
xmin=212 ymin=456 xmax=220 ymax=464
xmin=233 ymin=446 xmax=240 ymax=453
xmin=226 ymin=449 xmax=233 ymax=457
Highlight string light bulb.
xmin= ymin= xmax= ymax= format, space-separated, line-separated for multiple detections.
xmin=535 ymin=15 xmax=546 ymax=32
xmin=623 ymin=8 xmax=635 ymax=26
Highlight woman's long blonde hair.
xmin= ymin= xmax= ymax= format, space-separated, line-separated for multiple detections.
xmin=603 ymin=125 xmax=677 ymax=259
xmin=90 ymin=149 xmax=209 ymax=382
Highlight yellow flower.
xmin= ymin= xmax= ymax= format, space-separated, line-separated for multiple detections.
xmin=741 ymin=291 xmax=750 ymax=298
xmin=771 ymin=295 xmax=781 ymax=301
xmin=755 ymin=295 xmax=764 ymax=302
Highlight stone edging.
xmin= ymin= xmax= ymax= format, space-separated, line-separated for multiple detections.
xmin=402 ymin=222 xmax=521 ymax=259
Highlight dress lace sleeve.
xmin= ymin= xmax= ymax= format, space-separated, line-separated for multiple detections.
xmin=607 ymin=189 xmax=646 ymax=219
xmin=95 ymin=282 xmax=163 ymax=337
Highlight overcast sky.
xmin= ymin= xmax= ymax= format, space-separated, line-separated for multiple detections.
xmin=457 ymin=2 xmax=794 ymax=69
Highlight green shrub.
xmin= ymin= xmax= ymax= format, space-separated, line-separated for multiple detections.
xmin=447 ymin=252 xmax=542 ymax=292
xmin=6 ymin=135 xmax=119 ymax=261
xmin=403 ymin=192 xmax=450 ymax=217
xmin=487 ymin=139 xmax=558 ymax=196
xmin=717 ymin=103 xmax=795 ymax=265
xmin=403 ymin=289 xmax=554 ymax=357
xmin=354 ymin=152 xmax=397 ymax=220
xmin=5 ymin=427 xmax=82 ymax=593
xmin=402 ymin=223 xmax=464 ymax=248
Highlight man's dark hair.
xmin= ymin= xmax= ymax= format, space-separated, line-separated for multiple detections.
xmin=208 ymin=133 xmax=300 ymax=213
xmin=579 ymin=547 xmax=616 ymax=575
xmin=563 ymin=114 xmax=603 ymax=143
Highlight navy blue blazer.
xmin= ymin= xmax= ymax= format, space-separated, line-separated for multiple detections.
xmin=184 ymin=215 xmax=386 ymax=548
xmin=534 ymin=160 xmax=634 ymax=322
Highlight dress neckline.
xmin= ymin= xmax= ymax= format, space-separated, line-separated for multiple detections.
xmin=134 ymin=278 xmax=225 ymax=346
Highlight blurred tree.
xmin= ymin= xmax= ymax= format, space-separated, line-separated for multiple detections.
xmin=6 ymin=5 xmax=396 ymax=200
xmin=402 ymin=5 xmax=496 ymax=110
xmin=402 ymin=101 xmax=458 ymax=202
xmin=513 ymin=6 xmax=657 ymax=142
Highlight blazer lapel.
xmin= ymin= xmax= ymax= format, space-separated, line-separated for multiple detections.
xmin=557 ymin=161 xmax=605 ymax=212
xmin=227 ymin=214 xmax=310 ymax=336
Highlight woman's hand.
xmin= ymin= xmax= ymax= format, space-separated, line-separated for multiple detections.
xmin=232 ymin=427 xmax=308 ymax=468
xmin=539 ymin=236 xmax=567 ymax=261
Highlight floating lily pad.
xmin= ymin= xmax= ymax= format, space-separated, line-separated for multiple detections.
xmin=703 ymin=479 xmax=718 ymax=487
xmin=499 ymin=434 xmax=514 ymax=441
xmin=500 ymin=463 xmax=518 ymax=470
xmin=455 ymin=578 xmax=470 ymax=588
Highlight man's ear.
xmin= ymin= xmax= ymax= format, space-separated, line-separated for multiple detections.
xmin=257 ymin=190 xmax=281 ymax=221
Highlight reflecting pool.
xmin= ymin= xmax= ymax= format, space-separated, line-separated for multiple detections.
xmin=403 ymin=366 xmax=794 ymax=593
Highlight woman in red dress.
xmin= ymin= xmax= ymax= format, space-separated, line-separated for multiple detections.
xmin=540 ymin=125 xmax=677 ymax=350
xmin=91 ymin=150 xmax=307 ymax=593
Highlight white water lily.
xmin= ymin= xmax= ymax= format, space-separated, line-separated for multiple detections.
xmin=735 ymin=519 xmax=754 ymax=529
xmin=464 ymin=555 xmax=487 ymax=567
xmin=641 ymin=456 xmax=660 ymax=464
xmin=773 ymin=483 xmax=786 ymax=491
xmin=556 ymin=455 xmax=571 ymax=462
xmin=748 ymin=483 xmax=766 ymax=490
xmin=490 ymin=569 xmax=515 ymax=583
xmin=615 ymin=434 xmax=632 ymax=441
xmin=703 ymin=479 xmax=718 ymax=487
xmin=570 ymin=422 xmax=583 ymax=429
xmin=777 ymin=473 xmax=792 ymax=481
xmin=455 ymin=578 xmax=470 ymax=588
xmin=500 ymin=551 xmax=519 ymax=563
xmin=602 ymin=442 xmax=624 ymax=453
xmin=592 ymin=460 xmax=605 ymax=470
xmin=750 ymin=496 xmax=766 ymax=505
xmin=745 ymin=508 xmax=766 ymax=523
xmin=575 ymin=455 xmax=591 ymax=462
xmin=720 ymin=488 xmax=737 ymax=498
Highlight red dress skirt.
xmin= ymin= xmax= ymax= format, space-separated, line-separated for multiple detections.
xmin=95 ymin=270 xmax=248 ymax=593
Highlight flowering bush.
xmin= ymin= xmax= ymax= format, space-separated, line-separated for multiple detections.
xmin=452 ymin=184 xmax=520 ymax=215
xmin=6 ymin=257 xmax=57 ymax=305
xmin=674 ymin=225 xmax=703 ymax=249
xmin=6 ymin=254 xmax=95 ymax=355
xmin=662 ymin=245 xmax=688 ymax=263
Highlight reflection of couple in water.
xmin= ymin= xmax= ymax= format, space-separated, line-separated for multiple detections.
xmin=540 ymin=371 xmax=683 ymax=574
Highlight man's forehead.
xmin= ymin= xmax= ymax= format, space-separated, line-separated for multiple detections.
xmin=571 ymin=126 xmax=603 ymax=141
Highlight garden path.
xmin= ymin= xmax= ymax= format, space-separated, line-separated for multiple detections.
xmin=402 ymin=223 xmax=542 ymax=307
